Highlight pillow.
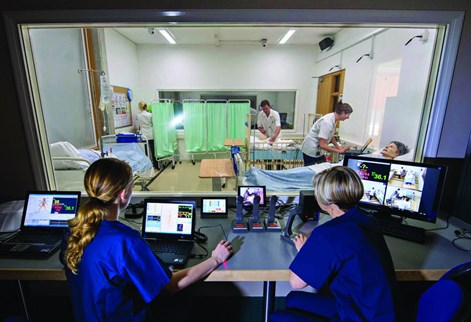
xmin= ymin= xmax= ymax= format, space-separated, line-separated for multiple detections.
xmin=78 ymin=148 xmax=101 ymax=163
xmin=395 ymin=149 xmax=415 ymax=161
xmin=50 ymin=141 xmax=90 ymax=170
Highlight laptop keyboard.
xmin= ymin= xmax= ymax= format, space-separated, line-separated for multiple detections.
xmin=149 ymin=241 xmax=193 ymax=254
xmin=7 ymin=233 xmax=60 ymax=245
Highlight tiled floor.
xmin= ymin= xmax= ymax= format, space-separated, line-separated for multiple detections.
xmin=143 ymin=160 xmax=238 ymax=193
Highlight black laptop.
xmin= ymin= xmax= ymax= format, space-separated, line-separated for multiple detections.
xmin=0 ymin=191 xmax=81 ymax=259
xmin=142 ymin=198 xmax=196 ymax=267
xmin=344 ymin=138 xmax=373 ymax=156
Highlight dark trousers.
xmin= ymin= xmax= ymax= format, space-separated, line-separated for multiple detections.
xmin=303 ymin=153 xmax=326 ymax=166
xmin=147 ymin=139 xmax=158 ymax=168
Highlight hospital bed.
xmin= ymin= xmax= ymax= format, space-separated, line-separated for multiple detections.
xmin=245 ymin=136 xmax=304 ymax=170
xmin=241 ymin=148 xmax=417 ymax=192
xmin=241 ymin=161 xmax=339 ymax=192
xmin=51 ymin=137 xmax=158 ymax=191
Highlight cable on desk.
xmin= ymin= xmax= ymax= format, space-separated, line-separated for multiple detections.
xmin=451 ymin=229 xmax=471 ymax=251
xmin=197 ymin=224 xmax=228 ymax=241
xmin=191 ymin=243 xmax=209 ymax=259
xmin=426 ymin=211 xmax=450 ymax=231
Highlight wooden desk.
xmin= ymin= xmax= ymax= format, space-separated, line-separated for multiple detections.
xmin=199 ymin=158 xmax=236 ymax=191
xmin=224 ymin=138 xmax=245 ymax=147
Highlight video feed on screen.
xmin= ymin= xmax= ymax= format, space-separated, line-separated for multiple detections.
xmin=238 ymin=186 xmax=266 ymax=207
xmin=347 ymin=159 xmax=427 ymax=213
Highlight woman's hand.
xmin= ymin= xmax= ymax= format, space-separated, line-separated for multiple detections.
xmin=293 ymin=233 xmax=307 ymax=251
xmin=212 ymin=240 xmax=233 ymax=265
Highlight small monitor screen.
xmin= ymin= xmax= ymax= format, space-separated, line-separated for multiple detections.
xmin=238 ymin=185 xmax=266 ymax=208
xmin=201 ymin=198 xmax=228 ymax=218
xmin=343 ymin=155 xmax=447 ymax=223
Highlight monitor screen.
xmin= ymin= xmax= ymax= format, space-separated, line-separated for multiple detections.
xmin=238 ymin=185 xmax=266 ymax=208
xmin=201 ymin=197 xmax=228 ymax=218
xmin=142 ymin=199 xmax=196 ymax=239
xmin=23 ymin=191 xmax=81 ymax=228
xmin=343 ymin=155 xmax=447 ymax=223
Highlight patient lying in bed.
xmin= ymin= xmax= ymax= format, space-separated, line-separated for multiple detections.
xmin=244 ymin=140 xmax=412 ymax=191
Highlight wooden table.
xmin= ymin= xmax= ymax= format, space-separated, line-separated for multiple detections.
xmin=224 ymin=138 xmax=245 ymax=147
xmin=199 ymin=158 xmax=236 ymax=191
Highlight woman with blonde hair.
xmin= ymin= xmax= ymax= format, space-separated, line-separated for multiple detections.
xmin=272 ymin=166 xmax=397 ymax=321
xmin=62 ymin=158 xmax=232 ymax=321
xmin=137 ymin=101 xmax=158 ymax=168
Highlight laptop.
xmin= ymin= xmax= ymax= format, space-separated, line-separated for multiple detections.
xmin=344 ymin=138 xmax=373 ymax=156
xmin=142 ymin=198 xmax=196 ymax=267
xmin=0 ymin=191 xmax=81 ymax=259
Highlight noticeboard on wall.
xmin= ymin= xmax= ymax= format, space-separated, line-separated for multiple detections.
xmin=111 ymin=85 xmax=132 ymax=128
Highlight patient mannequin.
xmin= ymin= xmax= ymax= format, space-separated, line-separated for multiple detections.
xmin=244 ymin=140 xmax=410 ymax=192
xmin=364 ymin=141 xmax=410 ymax=159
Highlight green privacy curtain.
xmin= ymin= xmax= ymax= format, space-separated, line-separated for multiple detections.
xmin=150 ymin=101 xmax=177 ymax=158
xmin=183 ymin=101 xmax=206 ymax=152
xmin=227 ymin=102 xmax=250 ymax=141
xmin=207 ymin=102 xmax=227 ymax=151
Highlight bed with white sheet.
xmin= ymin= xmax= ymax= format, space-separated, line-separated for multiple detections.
xmin=242 ymin=162 xmax=339 ymax=192
xmin=246 ymin=136 xmax=303 ymax=170
xmin=242 ymin=150 xmax=415 ymax=192
xmin=51 ymin=140 xmax=156 ymax=191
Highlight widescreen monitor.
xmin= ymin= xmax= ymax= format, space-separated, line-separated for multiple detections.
xmin=343 ymin=155 xmax=447 ymax=223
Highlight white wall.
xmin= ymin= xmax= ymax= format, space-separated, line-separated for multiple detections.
xmin=315 ymin=28 xmax=436 ymax=151
xmin=104 ymin=27 xmax=436 ymax=157
xmin=137 ymin=44 xmax=317 ymax=137
xmin=104 ymin=29 xmax=141 ymax=132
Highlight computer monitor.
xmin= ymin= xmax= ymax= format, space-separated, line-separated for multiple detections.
xmin=343 ymin=155 xmax=447 ymax=223
xmin=238 ymin=185 xmax=266 ymax=209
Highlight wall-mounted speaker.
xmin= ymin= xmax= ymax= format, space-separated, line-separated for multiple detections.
xmin=319 ymin=37 xmax=334 ymax=51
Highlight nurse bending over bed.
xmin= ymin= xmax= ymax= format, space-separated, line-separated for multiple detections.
xmin=244 ymin=141 xmax=410 ymax=191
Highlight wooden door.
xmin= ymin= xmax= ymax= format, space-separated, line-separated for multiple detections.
xmin=316 ymin=69 xmax=346 ymax=115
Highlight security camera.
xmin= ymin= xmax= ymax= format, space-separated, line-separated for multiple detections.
xmin=261 ymin=39 xmax=268 ymax=47
xmin=148 ymin=27 xmax=155 ymax=35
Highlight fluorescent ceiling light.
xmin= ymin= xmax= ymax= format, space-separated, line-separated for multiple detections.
xmin=159 ymin=29 xmax=176 ymax=44
xmin=279 ymin=30 xmax=296 ymax=44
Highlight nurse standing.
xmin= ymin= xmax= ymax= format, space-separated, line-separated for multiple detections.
xmin=301 ymin=102 xmax=353 ymax=166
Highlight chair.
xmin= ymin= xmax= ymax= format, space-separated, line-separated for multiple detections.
xmin=415 ymin=279 xmax=471 ymax=322
xmin=440 ymin=261 xmax=471 ymax=290
xmin=271 ymin=262 xmax=471 ymax=322
xmin=270 ymin=291 xmax=334 ymax=322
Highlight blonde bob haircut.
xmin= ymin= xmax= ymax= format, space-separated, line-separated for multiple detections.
xmin=312 ymin=166 xmax=364 ymax=212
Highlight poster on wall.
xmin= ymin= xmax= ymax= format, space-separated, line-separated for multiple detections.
xmin=111 ymin=85 xmax=133 ymax=128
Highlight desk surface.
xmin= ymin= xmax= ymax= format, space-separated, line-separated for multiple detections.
xmin=199 ymin=159 xmax=236 ymax=178
xmin=1 ymin=210 xmax=471 ymax=282
xmin=224 ymin=138 xmax=245 ymax=146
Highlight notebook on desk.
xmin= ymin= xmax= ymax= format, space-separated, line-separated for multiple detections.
xmin=0 ymin=191 xmax=81 ymax=259
xmin=344 ymin=138 xmax=373 ymax=155
xmin=142 ymin=198 xmax=196 ymax=267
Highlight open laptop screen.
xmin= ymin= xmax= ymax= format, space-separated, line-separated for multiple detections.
xmin=23 ymin=191 xmax=81 ymax=228
xmin=143 ymin=199 xmax=196 ymax=240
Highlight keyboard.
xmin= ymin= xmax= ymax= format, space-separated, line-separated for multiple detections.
xmin=5 ymin=233 xmax=60 ymax=245
xmin=378 ymin=219 xmax=426 ymax=244
xmin=149 ymin=241 xmax=193 ymax=254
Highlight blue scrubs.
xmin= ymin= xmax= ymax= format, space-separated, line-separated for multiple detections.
xmin=64 ymin=220 xmax=171 ymax=322
xmin=289 ymin=207 xmax=397 ymax=321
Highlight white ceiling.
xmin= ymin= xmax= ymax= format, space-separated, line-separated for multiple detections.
xmin=115 ymin=26 xmax=342 ymax=46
